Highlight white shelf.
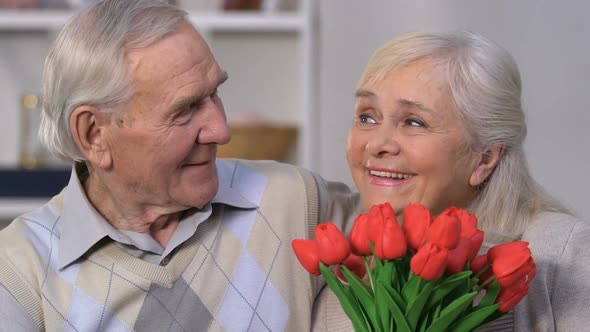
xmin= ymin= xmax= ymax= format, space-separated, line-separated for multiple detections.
xmin=0 ymin=198 xmax=46 ymax=220
xmin=0 ymin=10 xmax=306 ymax=32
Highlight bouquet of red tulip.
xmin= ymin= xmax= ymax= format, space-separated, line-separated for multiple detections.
xmin=292 ymin=202 xmax=536 ymax=332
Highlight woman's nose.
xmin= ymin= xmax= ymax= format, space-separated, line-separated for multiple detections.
xmin=366 ymin=124 xmax=401 ymax=157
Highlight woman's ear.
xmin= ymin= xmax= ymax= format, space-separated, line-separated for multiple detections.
xmin=469 ymin=146 xmax=504 ymax=187
xmin=70 ymin=106 xmax=113 ymax=169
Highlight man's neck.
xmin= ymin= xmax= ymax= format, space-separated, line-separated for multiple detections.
xmin=81 ymin=167 xmax=183 ymax=248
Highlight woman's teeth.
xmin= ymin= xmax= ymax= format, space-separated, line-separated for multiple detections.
xmin=370 ymin=170 xmax=411 ymax=179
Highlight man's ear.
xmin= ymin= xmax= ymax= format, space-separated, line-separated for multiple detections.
xmin=70 ymin=106 xmax=113 ymax=169
xmin=469 ymin=146 xmax=504 ymax=187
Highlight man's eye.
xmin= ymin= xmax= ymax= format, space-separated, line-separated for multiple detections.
xmin=173 ymin=107 xmax=194 ymax=125
xmin=359 ymin=114 xmax=377 ymax=124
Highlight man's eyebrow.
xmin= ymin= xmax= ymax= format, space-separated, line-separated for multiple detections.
xmin=397 ymin=98 xmax=433 ymax=113
xmin=218 ymin=71 xmax=229 ymax=86
xmin=171 ymin=71 xmax=229 ymax=113
xmin=172 ymin=95 xmax=199 ymax=114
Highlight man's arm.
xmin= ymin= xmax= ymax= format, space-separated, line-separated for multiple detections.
xmin=0 ymin=284 xmax=38 ymax=331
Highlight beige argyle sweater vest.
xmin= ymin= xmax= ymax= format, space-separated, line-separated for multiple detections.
xmin=0 ymin=160 xmax=321 ymax=331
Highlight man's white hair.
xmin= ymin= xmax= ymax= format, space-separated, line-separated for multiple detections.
xmin=39 ymin=0 xmax=188 ymax=161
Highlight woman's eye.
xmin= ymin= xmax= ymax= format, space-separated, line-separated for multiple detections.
xmin=405 ymin=118 xmax=426 ymax=127
xmin=359 ymin=113 xmax=377 ymax=125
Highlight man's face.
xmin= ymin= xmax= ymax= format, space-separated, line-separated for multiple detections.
xmin=103 ymin=24 xmax=230 ymax=211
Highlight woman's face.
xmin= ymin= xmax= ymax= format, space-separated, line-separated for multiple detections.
xmin=347 ymin=59 xmax=479 ymax=217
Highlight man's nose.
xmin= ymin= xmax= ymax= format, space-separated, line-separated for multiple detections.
xmin=195 ymin=99 xmax=231 ymax=145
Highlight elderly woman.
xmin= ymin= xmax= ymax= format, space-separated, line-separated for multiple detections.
xmin=313 ymin=31 xmax=590 ymax=331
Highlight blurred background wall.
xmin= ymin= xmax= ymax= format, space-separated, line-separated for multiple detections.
xmin=0 ymin=0 xmax=589 ymax=223
xmin=317 ymin=0 xmax=590 ymax=221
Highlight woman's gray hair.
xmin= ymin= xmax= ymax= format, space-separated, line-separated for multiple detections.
xmin=359 ymin=31 xmax=571 ymax=241
xmin=39 ymin=0 xmax=188 ymax=161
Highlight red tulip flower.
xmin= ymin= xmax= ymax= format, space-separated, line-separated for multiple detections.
xmin=453 ymin=209 xmax=484 ymax=261
xmin=457 ymin=209 xmax=478 ymax=236
xmin=489 ymin=242 xmax=536 ymax=289
xmin=446 ymin=236 xmax=470 ymax=275
xmin=349 ymin=214 xmax=372 ymax=256
xmin=367 ymin=203 xmax=397 ymax=244
xmin=374 ymin=218 xmax=407 ymax=260
xmin=428 ymin=207 xmax=462 ymax=250
xmin=410 ymin=242 xmax=448 ymax=281
xmin=291 ymin=239 xmax=321 ymax=275
xmin=464 ymin=230 xmax=484 ymax=262
xmin=315 ymin=221 xmax=351 ymax=266
xmin=402 ymin=202 xmax=432 ymax=251
xmin=488 ymin=241 xmax=529 ymax=260
xmin=497 ymin=285 xmax=529 ymax=312
xmin=336 ymin=254 xmax=367 ymax=282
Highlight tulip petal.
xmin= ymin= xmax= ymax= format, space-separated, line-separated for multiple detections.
xmin=411 ymin=242 xmax=448 ymax=281
xmin=402 ymin=202 xmax=432 ymax=251
xmin=316 ymin=222 xmax=351 ymax=266
xmin=349 ymin=214 xmax=372 ymax=256
xmin=336 ymin=254 xmax=367 ymax=282
xmin=291 ymin=239 xmax=321 ymax=275
xmin=374 ymin=220 xmax=407 ymax=260
xmin=429 ymin=207 xmax=462 ymax=250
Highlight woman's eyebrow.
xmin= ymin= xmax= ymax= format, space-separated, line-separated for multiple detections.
xmin=397 ymin=98 xmax=433 ymax=113
xmin=355 ymin=89 xmax=376 ymax=99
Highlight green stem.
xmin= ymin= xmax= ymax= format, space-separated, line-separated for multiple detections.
xmin=476 ymin=275 xmax=497 ymax=292
xmin=433 ymin=301 xmax=442 ymax=321
xmin=363 ymin=256 xmax=375 ymax=292
xmin=473 ymin=264 xmax=491 ymax=280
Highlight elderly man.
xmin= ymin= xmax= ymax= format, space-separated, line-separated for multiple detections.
xmin=0 ymin=0 xmax=360 ymax=331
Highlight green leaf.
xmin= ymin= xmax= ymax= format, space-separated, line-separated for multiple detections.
xmin=402 ymin=274 xmax=422 ymax=304
xmin=406 ymin=281 xmax=434 ymax=330
xmin=449 ymin=304 xmax=501 ymax=332
xmin=425 ymin=292 xmax=478 ymax=332
xmin=319 ymin=263 xmax=367 ymax=331
xmin=376 ymin=260 xmax=395 ymax=286
xmin=376 ymin=281 xmax=412 ymax=332
xmin=424 ymin=271 xmax=472 ymax=312
xmin=418 ymin=309 xmax=430 ymax=332
xmin=477 ymin=279 xmax=501 ymax=308
xmin=379 ymin=279 xmax=407 ymax=310
xmin=341 ymin=266 xmax=381 ymax=332
xmin=374 ymin=280 xmax=392 ymax=332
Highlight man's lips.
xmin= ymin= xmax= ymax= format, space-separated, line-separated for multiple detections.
xmin=183 ymin=159 xmax=212 ymax=167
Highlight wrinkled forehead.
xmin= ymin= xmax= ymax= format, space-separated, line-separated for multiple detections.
xmin=126 ymin=25 xmax=214 ymax=74
xmin=126 ymin=24 xmax=217 ymax=84
xmin=361 ymin=57 xmax=450 ymax=90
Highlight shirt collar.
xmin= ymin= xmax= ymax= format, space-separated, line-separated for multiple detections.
xmin=57 ymin=163 xmax=258 ymax=270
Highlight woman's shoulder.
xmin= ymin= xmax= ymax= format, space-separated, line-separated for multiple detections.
xmin=518 ymin=212 xmax=590 ymax=331
xmin=524 ymin=211 xmax=587 ymax=237
xmin=522 ymin=211 xmax=590 ymax=260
